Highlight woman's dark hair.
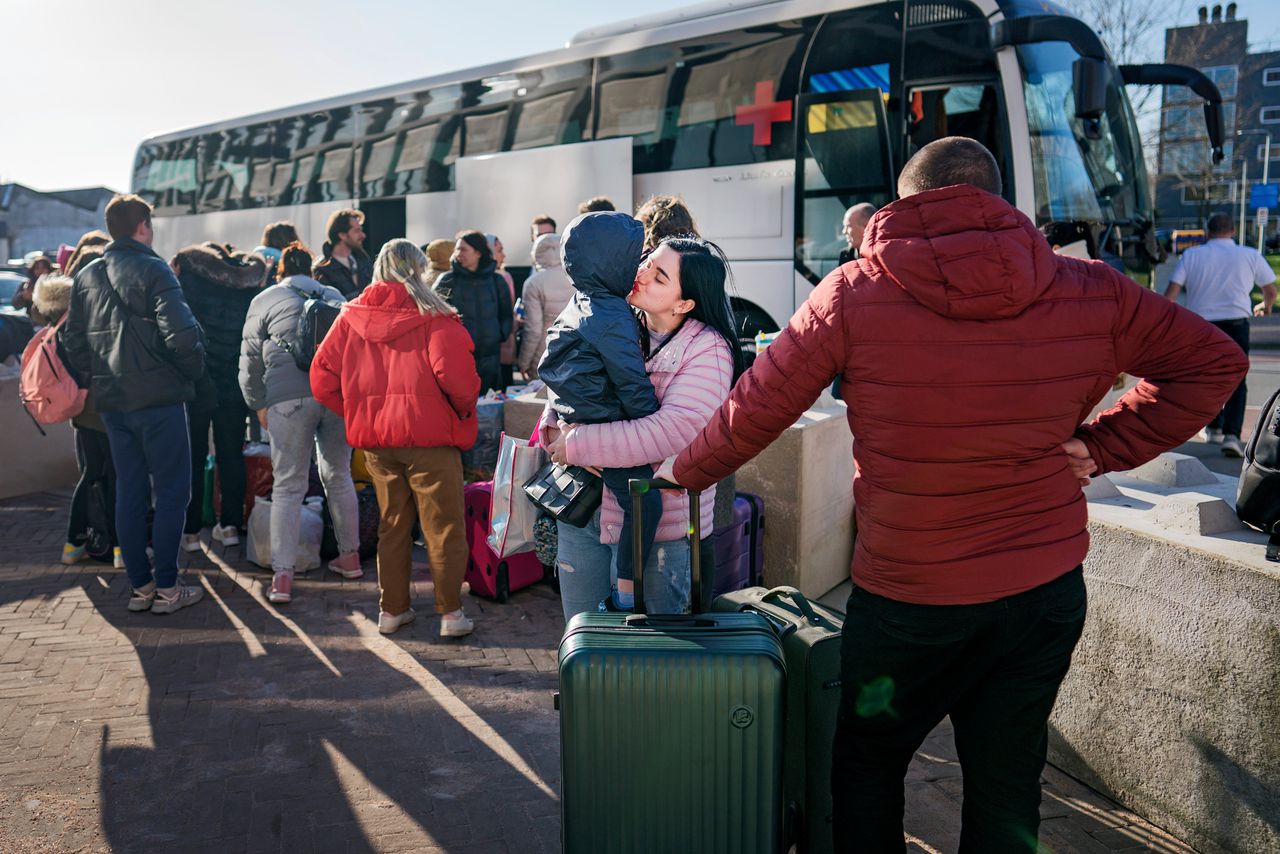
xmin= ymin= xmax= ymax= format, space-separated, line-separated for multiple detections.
xmin=278 ymin=242 xmax=314 ymax=279
xmin=656 ymin=237 xmax=744 ymax=380
xmin=636 ymin=195 xmax=700 ymax=253
xmin=261 ymin=220 xmax=301 ymax=250
xmin=455 ymin=230 xmax=494 ymax=268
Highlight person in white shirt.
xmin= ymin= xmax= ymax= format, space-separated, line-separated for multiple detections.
xmin=1164 ymin=212 xmax=1277 ymax=457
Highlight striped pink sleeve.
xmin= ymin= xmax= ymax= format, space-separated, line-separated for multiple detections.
xmin=565 ymin=334 xmax=733 ymax=469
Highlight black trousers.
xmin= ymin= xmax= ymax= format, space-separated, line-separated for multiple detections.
xmin=68 ymin=426 xmax=116 ymax=547
xmin=185 ymin=404 xmax=248 ymax=533
xmin=1208 ymin=318 xmax=1249 ymax=439
xmin=832 ymin=567 xmax=1087 ymax=853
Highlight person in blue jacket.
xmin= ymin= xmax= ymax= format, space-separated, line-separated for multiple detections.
xmin=538 ymin=211 xmax=660 ymax=612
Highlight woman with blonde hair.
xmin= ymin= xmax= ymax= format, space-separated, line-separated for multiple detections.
xmin=311 ymin=239 xmax=481 ymax=637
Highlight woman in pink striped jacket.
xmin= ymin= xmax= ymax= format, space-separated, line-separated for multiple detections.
xmin=543 ymin=238 xmax=740 ymax=619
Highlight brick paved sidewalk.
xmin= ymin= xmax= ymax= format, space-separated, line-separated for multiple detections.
xmin=0 ymin=489 xmax=1194 ymax=854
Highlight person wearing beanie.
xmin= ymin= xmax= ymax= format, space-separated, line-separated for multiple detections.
xmin=423 ymin=239 xmax=453 ymax=288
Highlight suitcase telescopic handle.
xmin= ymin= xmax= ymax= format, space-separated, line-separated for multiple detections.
xmin=628 ymin=478 xmax=701 ymax=616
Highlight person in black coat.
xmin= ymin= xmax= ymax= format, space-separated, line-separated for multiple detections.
xmin=432 ymin=230 xmax=513 ymax=394
xmin=171 ymin=242 xmax=268 ymax=549
xmin=62 ymin=194 xmax=206 ymax=614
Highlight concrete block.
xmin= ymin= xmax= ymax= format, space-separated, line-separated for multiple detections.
xmin=1082 ymin=474 xmax=1121 ymax=500
xmin=0 ymin=377 xmax=78 ymax=500
xmin=1051 ymin=512 xmax=1280 ymax=854
xmin=1126 ymin=452 xmax=1217 ymax=487
xmin=1150 ymin=492 xmax=1245 ymax=536
xmin=735 ymin=404 xmax=855 ymax=599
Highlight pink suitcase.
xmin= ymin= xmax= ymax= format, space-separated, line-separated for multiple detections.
xmin=463 ymin=481 xmax=545 ymax=602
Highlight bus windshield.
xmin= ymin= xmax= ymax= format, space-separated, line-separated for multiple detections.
xmin=1017 ymin=41 xmax=1151 ymax=228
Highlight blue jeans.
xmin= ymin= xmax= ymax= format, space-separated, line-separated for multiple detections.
xmin=556 ymin=510 xmax=695 ymax=621
xmin=102 ymin=403 xmax=191 ymax=590
xmin=601 ymin=464 xmax=660 ymax=587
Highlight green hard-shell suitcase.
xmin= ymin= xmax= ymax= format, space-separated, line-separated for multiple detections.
xmin=713 ymin=586 xmax=844 ymax=854
xmin=557 ymin=480 xmax=787 ymax=854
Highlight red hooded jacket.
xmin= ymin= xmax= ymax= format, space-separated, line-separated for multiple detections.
xmin=675 ymin=185 xmax=1248 ymax=605
xmin=310 ymin=281 xmax=481 ymax=451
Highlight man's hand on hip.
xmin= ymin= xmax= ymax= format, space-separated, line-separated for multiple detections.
xmin=1061 ymin=439 xmax=1097 ymax=487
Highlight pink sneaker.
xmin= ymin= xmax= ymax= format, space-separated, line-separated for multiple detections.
xmin=328 ymin=551 xmax=363 ymax=579
xmin=268 ymin=571 xmax=293 ymax=604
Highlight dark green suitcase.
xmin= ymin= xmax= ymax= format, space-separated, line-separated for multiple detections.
xmin=713 ymin=586 xmax=844 ymax=854
xmin=557 ymin=481 xmax=787 ymax=854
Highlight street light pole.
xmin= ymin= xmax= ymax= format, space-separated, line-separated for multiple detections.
xmin=1262 ymin=134 xmax=1272 ymax=251
xmin=1240 ymin=156 xmax=1248 ymax=243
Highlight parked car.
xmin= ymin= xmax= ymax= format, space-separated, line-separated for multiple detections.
xmin=0 ymin=272 xmax=25 ymax=306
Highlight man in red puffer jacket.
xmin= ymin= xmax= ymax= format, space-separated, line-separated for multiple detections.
xmin=667 ymin=138 xmax=1248 ymax=852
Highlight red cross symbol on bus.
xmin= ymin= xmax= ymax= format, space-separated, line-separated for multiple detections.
xmin=735 ymin=81 xmax=792 ymax=146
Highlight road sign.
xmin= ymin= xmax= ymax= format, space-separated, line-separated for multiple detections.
xmin=1260 ymin=208 xmax=1270 ymax=227
xmin=1250 ymin=182 xmax=1279 ymax=209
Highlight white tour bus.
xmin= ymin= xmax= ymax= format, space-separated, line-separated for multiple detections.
xmin=132 ymin=0 xmax=1224 ymax=342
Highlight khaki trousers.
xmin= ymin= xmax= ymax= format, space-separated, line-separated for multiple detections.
xmin=363 ymin=446 xmax=467 ymax=616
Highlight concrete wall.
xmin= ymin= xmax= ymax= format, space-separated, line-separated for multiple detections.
xmin=0 ymin=376 xmax=79 ymax=500
xmin=1052 ymin=460 xmax=1280 ymax=854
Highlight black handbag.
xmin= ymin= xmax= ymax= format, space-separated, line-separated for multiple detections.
xmin=522 ymin=461 xmax=602 ymax=528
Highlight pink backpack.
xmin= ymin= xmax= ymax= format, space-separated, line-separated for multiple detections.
xmin=19 ymin=317 xmax=87 ymax=425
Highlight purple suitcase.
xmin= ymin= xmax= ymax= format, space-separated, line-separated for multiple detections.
xmin=712 ymin=494 xmax=759 ymax=596
xmin=737 ymin=491 xmax=765 ymax=586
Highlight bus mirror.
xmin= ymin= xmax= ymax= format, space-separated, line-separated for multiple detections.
xmin=1072 ymin=57 xmax=1109 ymax=121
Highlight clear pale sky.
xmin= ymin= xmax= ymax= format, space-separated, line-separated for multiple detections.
xmin=3 ymin=0 xmax=1278 ymax=193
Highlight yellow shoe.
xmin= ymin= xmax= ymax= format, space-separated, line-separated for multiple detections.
xmin=113 ymin=547 xmax=125 ymax=569
xmin=61 ymin=543 xmax=87 ymax=565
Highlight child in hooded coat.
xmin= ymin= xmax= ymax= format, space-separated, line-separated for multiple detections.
xmin=538 ymin=211 xmax=660 ymax=611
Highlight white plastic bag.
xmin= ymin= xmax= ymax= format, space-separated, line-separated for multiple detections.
xmin=245 ymin=495 xmax=324 ymax=571
xmin=488 ymin=432 xmax=545 ymax=557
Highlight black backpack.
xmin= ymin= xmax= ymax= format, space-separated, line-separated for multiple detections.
xmin=1236 ymin=386 xmax=1280 ymax=559
xmin=278 ymin=287 xmax=343 ymax=371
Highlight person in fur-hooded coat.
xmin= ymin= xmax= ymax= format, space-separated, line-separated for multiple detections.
xmin=171 ymin=242 xmax=268 ymax=543
xmin=39 ymin=273 xmax=119 ymax=565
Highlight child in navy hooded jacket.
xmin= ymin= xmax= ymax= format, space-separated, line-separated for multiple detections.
xmin=538 ymin=211 xmax=659 ymax=611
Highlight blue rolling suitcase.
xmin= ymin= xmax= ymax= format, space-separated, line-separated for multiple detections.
xmin=557 ymin=480 xmax=787 ymax=854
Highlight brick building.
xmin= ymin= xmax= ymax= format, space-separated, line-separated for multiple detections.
xmin=1156 ymin=3 xmax=1280 ymax=241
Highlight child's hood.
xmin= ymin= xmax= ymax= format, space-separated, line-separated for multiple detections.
xmin=560 ymin=211 xmax=643 ymax=300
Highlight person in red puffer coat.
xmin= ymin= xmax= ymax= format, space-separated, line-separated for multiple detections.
xmin=311 ymin=239 xmax=481 ymax=639
xmin=666 ymin=138 xmax=1249 ymax=852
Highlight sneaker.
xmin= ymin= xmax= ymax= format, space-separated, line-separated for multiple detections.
xmin=378 ymin=608 xmax=416 ymax=635
xmin=1205 ymin=428 xmax=1225 ymax=443
xmin=181 ymin=533 xmax=203 ymax=553
xmin=440 ymin=609 xmax=474 ymax=638
xmin=61 ymin=543 xmax=87 ymax=565
xmin=113 ymin=547 xmax=125 ymax=569
xmin=150 ymin=580 xmax=204 ymax=615
xmin=328 ymin=551 xmax=364 ymax=579
xmin=212 ymin=524 xmax=240 ymax=547
xmin=267 ymin=571 xmax=293 ymax=604
xmin=1222 ymin=436 xmax=1244 ymax=458
xmin=128 ymin=582 xmax=156 ymax=612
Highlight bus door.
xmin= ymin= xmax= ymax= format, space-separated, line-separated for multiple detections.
xmin=793 ymin=89 xmax=895 ymax=287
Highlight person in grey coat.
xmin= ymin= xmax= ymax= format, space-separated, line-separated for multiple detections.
xmin=517 ymin=232 xmax=574 ymax=380
xmin=239 ymin=242 xmax=362 ymax=604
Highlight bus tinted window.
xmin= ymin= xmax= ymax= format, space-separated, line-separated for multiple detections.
xmin=135 ymin=139 xmax=199 ymax=214
xmin=597 ymin=24 xmax=807 ymax=173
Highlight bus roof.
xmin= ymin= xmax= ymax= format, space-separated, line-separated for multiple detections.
xmin=140 ymin=0 xmax=1005 ymax=146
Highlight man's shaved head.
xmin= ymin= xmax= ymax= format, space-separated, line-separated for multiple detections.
xmin=897 ymin=136 xmax=1002 ymax=199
